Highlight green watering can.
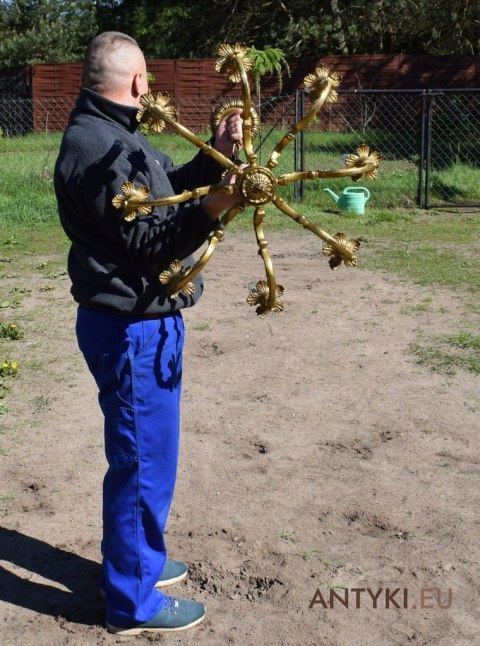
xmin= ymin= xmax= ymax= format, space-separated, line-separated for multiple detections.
xmin=324 ymin=186 xmax=370 ymax=215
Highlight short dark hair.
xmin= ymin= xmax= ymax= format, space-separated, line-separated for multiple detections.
xmin=83 ymin=32 xmax=140 ymax=92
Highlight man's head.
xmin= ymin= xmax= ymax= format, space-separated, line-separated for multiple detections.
xmin=83 ymin=32 xmax=148 ymax=107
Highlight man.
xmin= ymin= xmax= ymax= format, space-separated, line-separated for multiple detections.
xmin=54 ymin=31 xmax=242 ymax=635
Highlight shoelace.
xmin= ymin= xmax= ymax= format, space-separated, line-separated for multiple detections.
xmin=162 ymin=596 xmax=180 ymax=614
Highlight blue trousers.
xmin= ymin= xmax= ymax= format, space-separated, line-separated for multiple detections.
xmin=76 ymin=306 xmax=184 ymax=627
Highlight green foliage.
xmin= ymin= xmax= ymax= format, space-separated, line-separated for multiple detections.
xmin=96 ymin=0 xmax=194 ymax=59
xmin=0 ymin=359 xmax=18 ymax=401
xmin=246 ymin=47 xmax=290 ymax=95
xmin=0 ymin=0 xmax=477 ymax=67
xmin=0 ymin=0 xmax=97 ymax=66
xmin=0 ymin=323 xmax=24 ymax=340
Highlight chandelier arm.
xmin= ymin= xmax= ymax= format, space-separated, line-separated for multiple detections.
xmin=120 ymin=184 xmax=237 ymax=216
xmin=165 ymin=204 xmax=245 ymax=296
xmin=153 ymin=109 xmax=238 ymax=172
xmin=220 ymin=202 xmax=246 ymax=227
xmin=272 ymin=196 xmax=357 ymax=265
xmin=277 ymin=161 xmax=379 ymax=186
xmin=253 ymin=206 xmax=278 ymax=310
xmin=234 ymin=53 xmax=255 ymax=162
xmin=165 ymin=232 xmax=223 ymax=297
xmin=267 ymin=79 xmax=334 ymax=170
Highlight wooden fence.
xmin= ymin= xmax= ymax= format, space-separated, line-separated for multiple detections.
xmin=2 ymin=54 xmax=478 ymax=133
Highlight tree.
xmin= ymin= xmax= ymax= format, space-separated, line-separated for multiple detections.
xmin=0 ymin=0 xmax=97 ymax=67
xmin=1 ymin=0 xmax=477 ymax=69
xmin=96 ymin=0 xmax=195 ymax=59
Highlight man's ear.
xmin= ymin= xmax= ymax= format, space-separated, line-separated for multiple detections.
xmin=132 ymin=73 xmax=142 ymax=99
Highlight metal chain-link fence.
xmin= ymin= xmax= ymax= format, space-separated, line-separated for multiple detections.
xmin=0 ymin=97 xmax=75 ymax=136
xmin=295 ymin=89 xmax=480 ymax=208
xmin=0 ymin=89 xmax=478 ymax=208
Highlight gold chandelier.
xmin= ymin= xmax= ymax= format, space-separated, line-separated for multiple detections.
xmin=113 ymin=44 xmax=381 ymax=317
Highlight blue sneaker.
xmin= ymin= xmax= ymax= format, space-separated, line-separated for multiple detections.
xmin=99 ymin=559 xmax=188 ymax=598
xmin=106 ymin=596 xmax=206 ymax=634
xmin=156 ymin=559 xmax=188 ymax=587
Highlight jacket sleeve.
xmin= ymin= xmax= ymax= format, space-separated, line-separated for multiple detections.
xmin=162 ymin=145 xmax=227 ymax=193
xmin=74 ymin=141 xmax=220 ymax=282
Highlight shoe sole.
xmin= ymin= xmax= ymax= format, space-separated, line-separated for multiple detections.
xmin=99 ymin=569 xmax=188 ymax=599
xmin=106 ymin=611 xmax=205 ymax=635
xmin=156 ymin=570 xmax=188 ymax=588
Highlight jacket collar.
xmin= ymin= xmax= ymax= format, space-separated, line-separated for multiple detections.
xmin=76 ymin=87 xmax=140 ymax=133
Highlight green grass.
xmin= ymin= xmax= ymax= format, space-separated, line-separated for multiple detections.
xmin=411 ymin=332 xmax=480 ymax=376
xmin=0 ymin=323 xmax=25 ymax=340
xmin=0 ymin=131 xmax=479 ymax=295
xmin=0 ymin=132 xmax=63 ymax=153
xmin=360 ymin=244 xmax=480 ymax=290
xmin=0 ymin=132 xmax=479 ymax=380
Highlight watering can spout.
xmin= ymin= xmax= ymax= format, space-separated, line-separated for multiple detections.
xmin=323 ymin=188 xmax=339 ymax=204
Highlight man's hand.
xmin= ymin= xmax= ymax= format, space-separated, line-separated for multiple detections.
xmin=201 ymin=169 xmax=240 ymax=221
xmin=213 ymin=109 xmax=243 ymax=157
xmin=202 ymin=109 xmax=244 ymax=220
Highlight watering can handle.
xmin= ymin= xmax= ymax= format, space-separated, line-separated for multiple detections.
xmin=344 ymin=186 xmax=370 ymax=201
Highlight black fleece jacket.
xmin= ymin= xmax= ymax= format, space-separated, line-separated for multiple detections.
xmin=54 ymin=88 xmax=224 ymax=315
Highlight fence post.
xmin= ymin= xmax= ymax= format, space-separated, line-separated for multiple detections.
xmin=293 ymin=89 xmax=306 ymax=202
xmin=299 ymin=90 xmax=306 ymax=200
xmin=424 ymin=92 xmax=436 ymax=209
xmin=418 ymin=91 xmax=427 ymax=208
xmin=293 ymin=90 xmax=301 ymax=201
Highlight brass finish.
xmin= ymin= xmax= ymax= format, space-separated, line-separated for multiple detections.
xmin=210 ymin=99 xmax=260 ymax=141
xmin=215 ymin=43 xmax=253 ymax=82
xmin=158 ymin=260 xmax=195 ymax=298
xmin=113 ymin=44 xmax=382 ymax=317
xmin=238 ymin=167 xmax=276 ymax=205
xmin=247 ymin=280 xmax=284 ymax=318
xmin=345 ymin=144 xmax=382 ymax=181
xmin=137 ymin=91 xmax=238 ymax=171
xmin=137 ymin=91 xmax=177 ymax=132
xmin=112 ymin=181 xmax=152 ymax=221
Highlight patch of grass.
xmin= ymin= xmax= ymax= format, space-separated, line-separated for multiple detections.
xmin=301 ymin=548 xmax=344 ymax=573
xmin=0 ymin=132 xmax=63 ymax=153
xmin=0 ymin=296 xmax=23 ymax=310
xmin=1 ymin=223 xmax=67 ymax=258
xmin=36 ymin=260 xmax=67 ymax=279
xmin=445 ymin=331 xmax=480 ymax=350
xmin=0 ymin=323 xmax=25 ymax=340
xmin=193 ymin=322 xmax=210 ymax=331
xmin=362 ymin=244 xmax=480 ymax=291
xmin=411 ymin=331 xmax=480 ymax=375
xmin=0 ymin=361 xmax=19 ymax=377
xmin=403 ymin=296 xmax=434 ymax=313
xmin=0 ymin=135 xmax=67 ymax=256
xmin=280 ymin=530 xmax=299 ymax=543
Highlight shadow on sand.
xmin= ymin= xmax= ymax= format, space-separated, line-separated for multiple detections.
xmin=0 ymin=527 xmax=103 ymax=626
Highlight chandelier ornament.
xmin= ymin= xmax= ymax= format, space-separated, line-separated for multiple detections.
xmin=112 ymin=44 xmax=381 ymax=316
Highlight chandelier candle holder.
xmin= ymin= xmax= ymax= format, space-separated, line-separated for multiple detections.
xmin=112 ymin=43 xmax=381 ymax=317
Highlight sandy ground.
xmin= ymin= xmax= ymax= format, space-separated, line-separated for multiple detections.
xmin=0 ymin=231 xmax=479 ymax=646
